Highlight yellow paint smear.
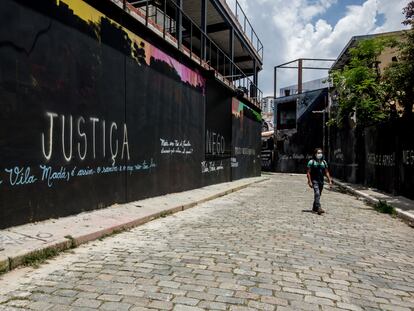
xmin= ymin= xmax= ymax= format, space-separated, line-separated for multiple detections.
xmin=59 ymin=0 xmax=146 ymax=60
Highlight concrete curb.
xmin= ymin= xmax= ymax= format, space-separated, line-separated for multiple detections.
xmin=333 ymin=179 xmax=414 ymax=225
xmin=1 ymin=177 xmax=269 ymax=274
xmin=9 ymin=240 xmax=72 ymax=271
xmin=0 ymin=256 xmax=8 ymax=274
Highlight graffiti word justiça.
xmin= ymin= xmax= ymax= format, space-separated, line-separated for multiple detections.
xmin=42 ymin=112 xmax=130 ymax=165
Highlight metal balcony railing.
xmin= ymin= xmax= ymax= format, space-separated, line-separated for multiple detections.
xmin=226 ymin=0 xmax=263 ymax=60
xmin=123 ymin=0 xmax=263 ymax=107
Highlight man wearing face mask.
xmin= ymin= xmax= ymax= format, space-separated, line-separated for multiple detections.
xmin=307 ymin=148 xmax=333 ymax=215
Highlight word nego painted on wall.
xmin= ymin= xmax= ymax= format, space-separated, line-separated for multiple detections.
xmin=206 ymin=130 xmax=226 ymax=156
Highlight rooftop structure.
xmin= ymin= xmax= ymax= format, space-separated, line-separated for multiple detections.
xmin=330 ymin=30 xmax=405 ymax=71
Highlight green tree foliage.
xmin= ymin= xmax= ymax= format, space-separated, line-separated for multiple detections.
xmin=383 ymin=1 xmax=414 ymax=118
xmin=330 ymin=38 xmax=390 ymax=127
xmin=330 ymin=1 xmax=414 ymax=126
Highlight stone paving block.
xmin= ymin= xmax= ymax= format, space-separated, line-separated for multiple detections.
xmin=207 ymin=288 xmax=234 ymax=297
xmin=158 ymin=280 xmax=181 ymax=289
xmin=55 ymin=289 xmax=79 ymax=297
xmin=97 ymin=294 xmax=122 ymax=302
xmin=172 ymin=296 xmax=199 ymax=306
xmin=173 ymin=305 xmax=204 ymax=311
xmin=304 ymin=295 xmax=335 ymax=306
xmin=148 ymin=300 xmax=173 ymax=309
xmin=260 ymin=295 xmax=288 ymax=306
xmin=50 ymin=304 xmax=72 ymax=311
xmin=26 ymin=300 xmax=55 ymax=310
xmin=247 ymin=300 xmax=275 ymax=310
xmin=100 ymin=301 xmax=132 ymax=311
xmin=336 ymin=302 xmax=363 ymax=311
xmin=197 ymin=300 xmax=227 ymax=310
xmin=4 ymin=299 xmax=30 ymax=308
xmin=379 ymin=304 xmax=412 ymax=311
xmin=186 ymin=291 xmax=216 ymax=301
xmin=71 ymin=298 xmax=102 ymax=308
xmin=215 ymin=296 xmax=245 ymax=304
xmin=249 ymin=287 xmax=273 ymax=296
xmin=289 ymin=300 xmax=320 ymax=311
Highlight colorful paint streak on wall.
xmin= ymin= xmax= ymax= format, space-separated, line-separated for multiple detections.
xmin=60 ymin=0 xmax=205 ymax=90
xmin=232 ymin=98 xmax=262 ymax=122
xmin=231 ymin=98 xmax=261 ymax=180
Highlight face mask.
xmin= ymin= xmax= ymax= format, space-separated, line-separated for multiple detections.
xmin=316 ymin=153 xmax=323 ymax=160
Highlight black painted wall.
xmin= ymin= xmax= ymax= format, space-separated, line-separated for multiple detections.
xmin=364 ymin=118 xmax=414 ymax=199
xmin=0 ymin=0 xmax=261 ymax=229
xmin=203 ymin=80 xmax=232 ymax=186
xmin=329 ymin=117 xmax=414 ymax=200
xmin=328 ymin=122 xmax=360 ymax=183
xmin=231 ymin=99 xmax=262 ymax=180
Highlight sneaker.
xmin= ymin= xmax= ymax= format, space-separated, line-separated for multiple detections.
xmin=317 ymin=208 xmax=325 ymax=215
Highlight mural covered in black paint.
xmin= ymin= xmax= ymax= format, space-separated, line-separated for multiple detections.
xmin=0 ymin=0 xmax=261 ymax=229
xmin=232 ymin=99 xmax=262 ymax=180
xmin=202 ymin=81 xmax=233 ymax=186
xmin=329 ymin=117 xmax=414 ymax=200
xmin=0 ymin=0 xmax=205 ymax=228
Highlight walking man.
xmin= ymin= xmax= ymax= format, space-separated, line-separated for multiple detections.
xmin=307 ymin=148 xmax=333 ymax=215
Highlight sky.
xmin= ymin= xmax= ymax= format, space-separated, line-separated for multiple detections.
xmin=227 ymin=0 xmax=411 ymax=97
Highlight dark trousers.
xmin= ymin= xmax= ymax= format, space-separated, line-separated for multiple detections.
xmin=312 ymin=181 xmax=324 ymax=211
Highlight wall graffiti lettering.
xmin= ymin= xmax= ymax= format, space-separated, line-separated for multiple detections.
xmin=367 ymin=153 xmax=395 ymax=167
xmin=201 ymin=161 xmax=224 ymax=173
xmin=206 ymin=130 xmax=225 ymax=155
xmin=279 ymin=153 xmax=312 ymax=161
xmin=39 ymin=165 xmax=71 ymax=187
xmin=402 ymin=150 xmax=414 ymax=166
xmin=260 ymin=151 xmax=272 ymax=168
xmin=334 ymin=148 xmax=344 ymax=162
xmin=2 ymin=159 xmax=156 ymax=188
xmin=231 ymin=157 xmax=239 ymax=168
xmin=160 ymin=139 xmax=193 ymax=155
xmin=234 ymin=147 xmax=255 ymax=156
xmin=4 ymin=167 xmax=38 ymax=186
xmin=41 ymin=112 xmax=130 ymax=165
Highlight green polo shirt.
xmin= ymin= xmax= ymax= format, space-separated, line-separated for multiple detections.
xmin=307 ymin=159 xmax=328 ymax=183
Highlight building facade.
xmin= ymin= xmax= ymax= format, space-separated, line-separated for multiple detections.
xmin=0 ymin=0 xmax=263 ymax=229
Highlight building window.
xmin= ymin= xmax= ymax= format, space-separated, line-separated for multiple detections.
xmin=277 ymin=101 xmax=296 ymax=130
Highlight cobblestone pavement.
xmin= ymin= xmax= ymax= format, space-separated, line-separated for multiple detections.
xmin=1 ymin=174 xmax=413 ymax=311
